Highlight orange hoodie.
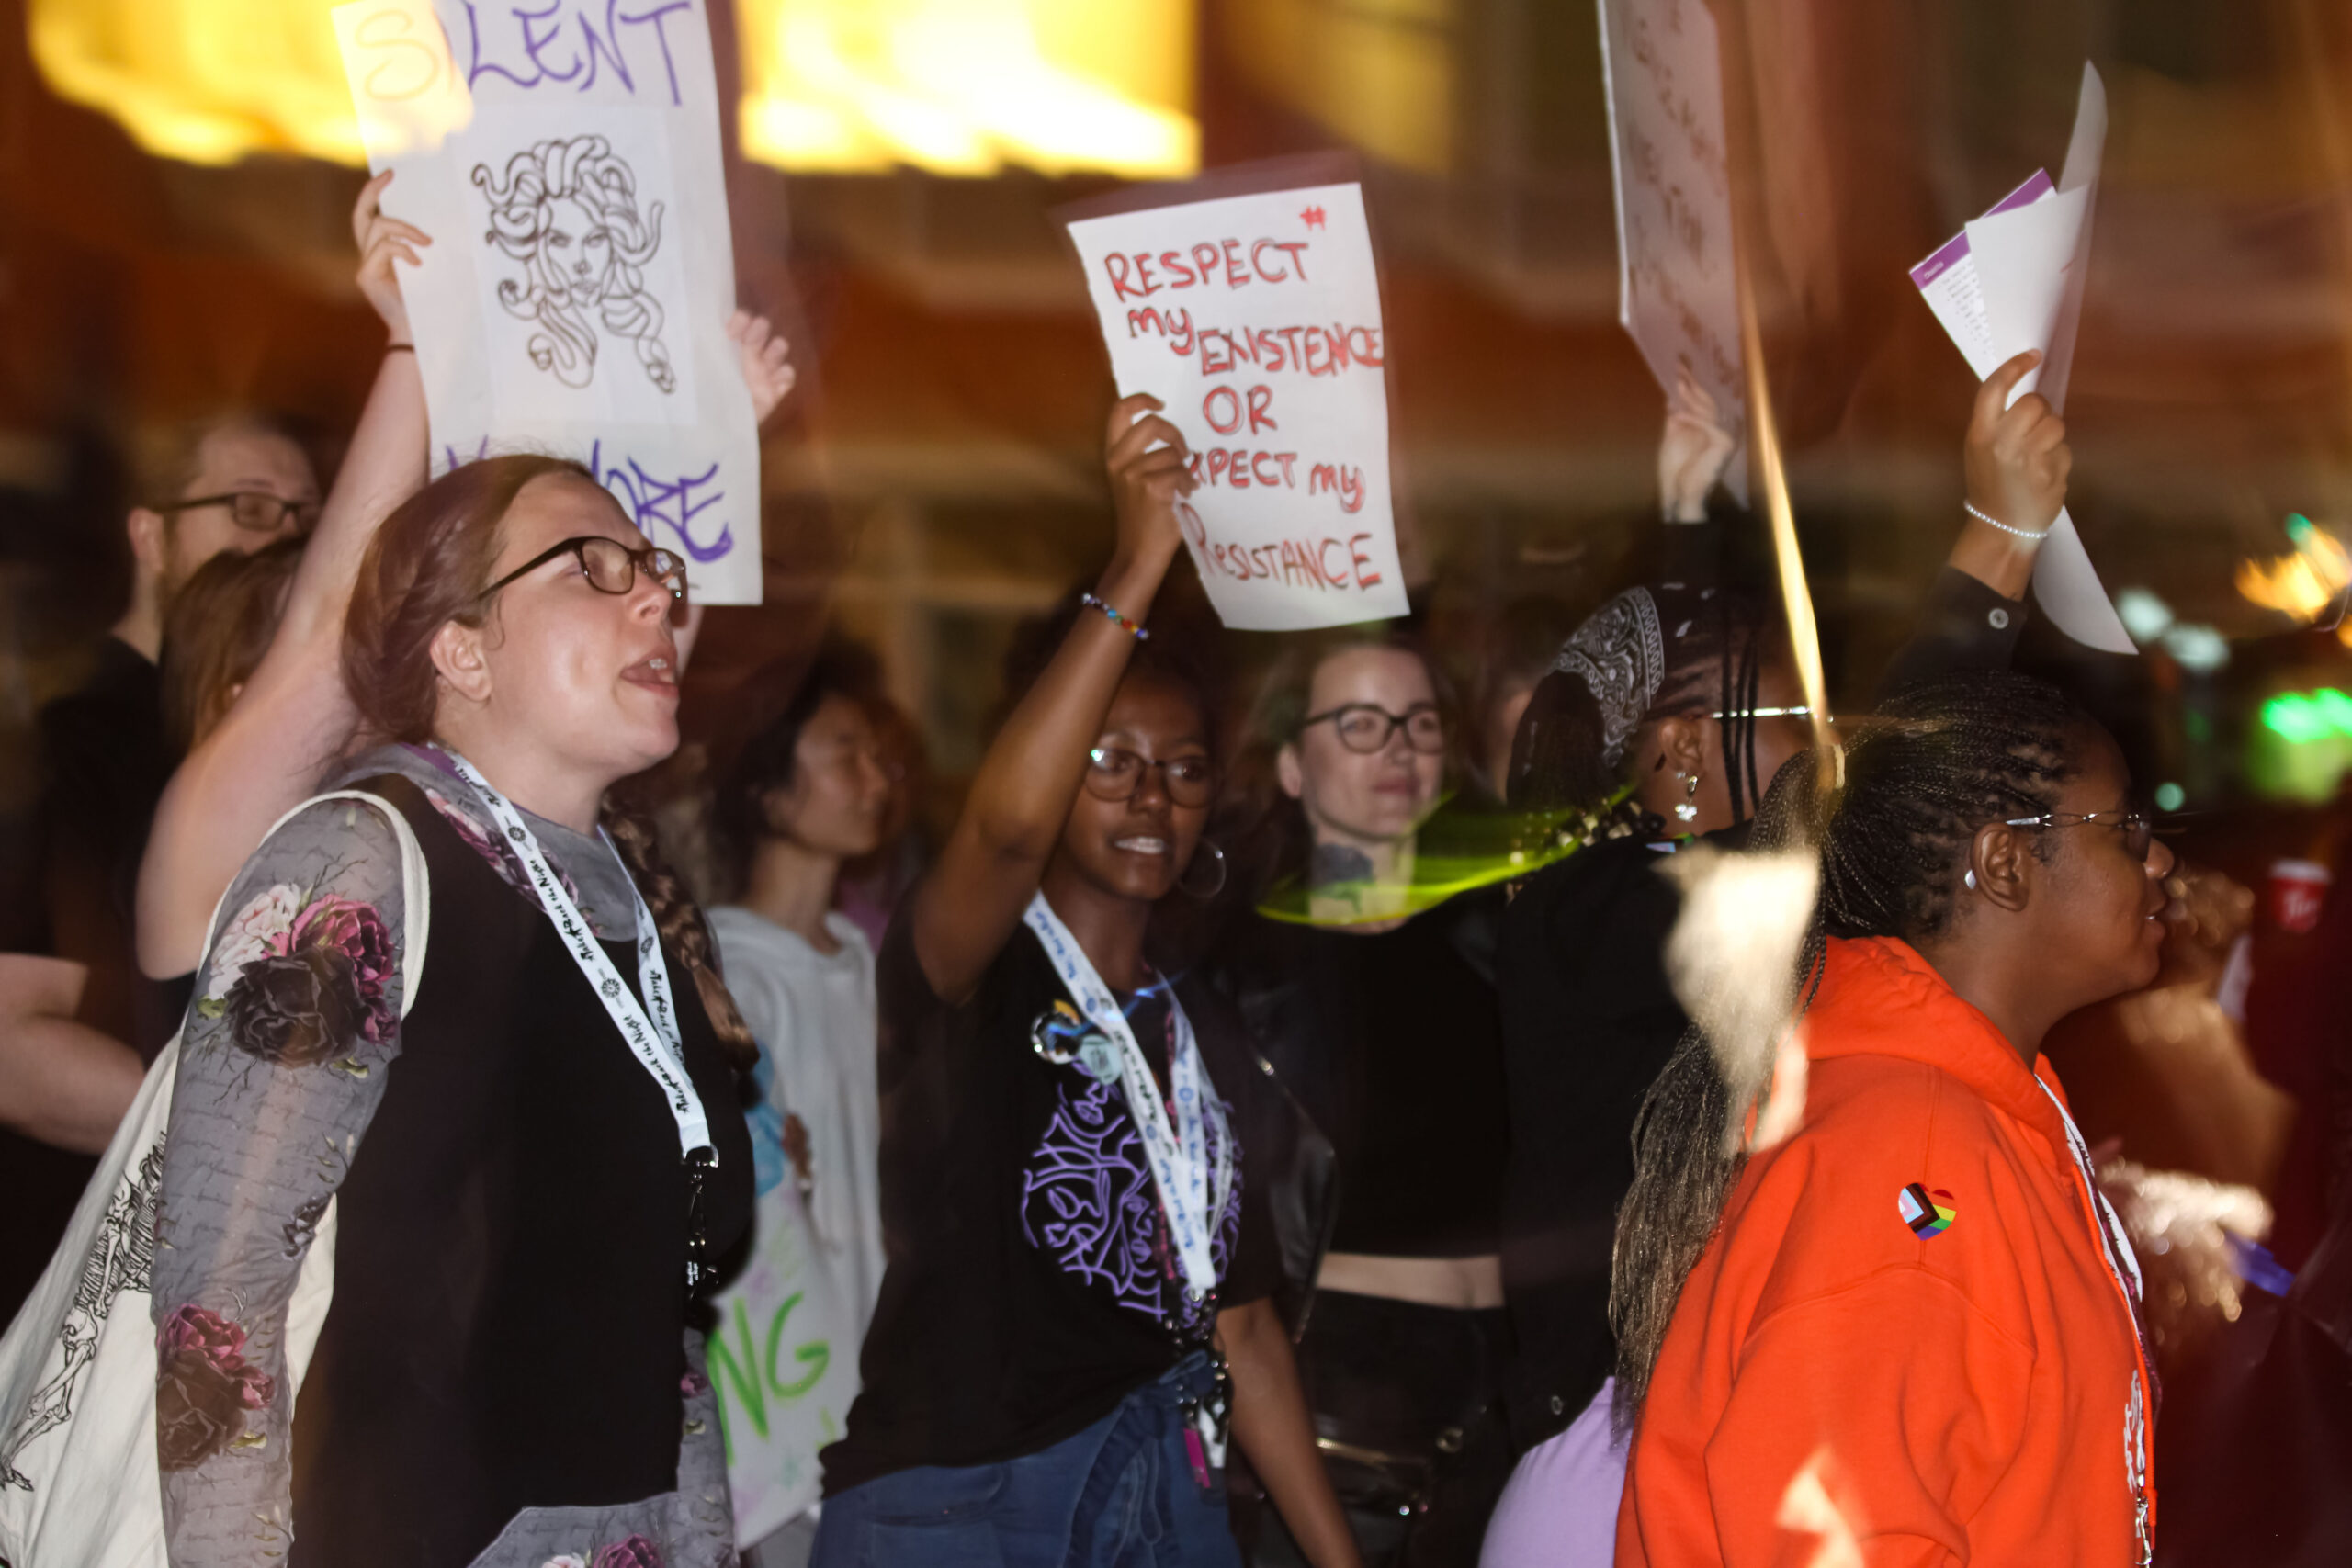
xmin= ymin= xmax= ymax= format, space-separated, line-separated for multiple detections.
xmin=1617 ymin=936 xmax=2154 ymax=1568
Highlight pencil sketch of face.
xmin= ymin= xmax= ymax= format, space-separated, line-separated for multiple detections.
xmin=472 ymin=135 xmax=676 ymax=395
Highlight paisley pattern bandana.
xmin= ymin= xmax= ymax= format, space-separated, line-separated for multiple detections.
xmin=1554 ymin=587 xmax=1666 ymax=767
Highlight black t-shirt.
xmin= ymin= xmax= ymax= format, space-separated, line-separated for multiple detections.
xmin=1495 ymin=833 xmax=1690 ymax=1450
xmin=820 ymin=911 xmax=1280 ymax=1494
xmin=1220 ymin=894 xmax=1510 ymax=1260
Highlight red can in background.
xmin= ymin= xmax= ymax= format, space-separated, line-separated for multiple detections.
xmin=2267 ymin=858 xmax=2332 ymax=935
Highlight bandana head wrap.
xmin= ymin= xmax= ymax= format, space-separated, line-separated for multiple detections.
xmin=1553 ymin=587 xmax=1666 ymax=769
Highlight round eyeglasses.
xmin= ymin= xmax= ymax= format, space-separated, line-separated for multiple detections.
xmin=2003 ymin=808 xmax=2156 ymax=863
xmin=164 ymin=491 xmax=322 ymax=536
xmin=1301 ymin=703 xmax=1447 ymax=755
xmin=1084 ymin=747 xmax=1217 ymax=807
xmin=479 ymin=536 xmax=688 ymax=604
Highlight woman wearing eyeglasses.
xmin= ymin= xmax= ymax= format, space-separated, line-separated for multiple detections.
xmin=1614 ymin=671 xmax=2170 ymax=1568
xmin=1481 ymin=352 xmax=2075 ymax=1568
xmin=1196 ymin=622 xmax=1525 ymax=1568
xmin=153 ymin=454 xmax=756 ymax=1568
xmin=807 ymin=395 xmax=1357 ymax=1568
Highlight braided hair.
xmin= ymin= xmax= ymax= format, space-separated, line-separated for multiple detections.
xmin=1610 ymin=670 xmax=2092 ymax=1431
xmin=1506 ymin=584 xmax=1775 ymax=830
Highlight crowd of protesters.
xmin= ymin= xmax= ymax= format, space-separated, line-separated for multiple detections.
xmin=0 ymin=166 xmax=2345 ymax=1568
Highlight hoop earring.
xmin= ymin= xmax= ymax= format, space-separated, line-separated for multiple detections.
xmin=1179 ymin=839 xmax=1228 ymax=899
xmin=1675 ymin=770 xmax=1702 ymax=823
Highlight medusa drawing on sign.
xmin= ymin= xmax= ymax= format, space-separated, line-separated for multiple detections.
xmin=472 ymin=135 xmax=676 ymax=395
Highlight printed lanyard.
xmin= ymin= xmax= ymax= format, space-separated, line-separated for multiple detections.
xmin=444 ymin=751 xmax=722 ymax=1290
xmin=2038 ymin=1078 xmax=2155 ymax=1567
xmin=1023 ymin=893 xmax=1232 ymax=1303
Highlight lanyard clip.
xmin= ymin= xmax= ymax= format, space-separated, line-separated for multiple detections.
xmin=684 ymin=1145 xmax=718 ymax=1294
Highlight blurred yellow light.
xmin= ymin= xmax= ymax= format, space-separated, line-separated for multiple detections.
xmin=28 ymin=0 xmax=1195 ymax=179
xmin=735 ymin=0 xmax=1199 ymax=177
xmin=30 ymin=0 xmax=367 ymax=165
xmin=2237 ymin=516 xmax=2352 ymax=623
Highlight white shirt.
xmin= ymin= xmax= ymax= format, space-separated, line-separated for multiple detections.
xmin=708 ymin=906 xmax=886 ymax=1331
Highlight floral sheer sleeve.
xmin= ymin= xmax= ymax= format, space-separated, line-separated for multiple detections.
xmin=152 ymin=795 xmax=406 ymax=1564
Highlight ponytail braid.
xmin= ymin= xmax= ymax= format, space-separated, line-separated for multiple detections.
xmin=601 ymin=800 xmax=758 ymax=1074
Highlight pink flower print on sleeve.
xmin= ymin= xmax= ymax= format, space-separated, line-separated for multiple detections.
xmin=153 ymin=1303 xmax=276 ymax=1472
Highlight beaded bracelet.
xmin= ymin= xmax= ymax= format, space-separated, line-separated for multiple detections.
xmin=1081 ymin=591 xmax=1149 ymax=640
xmin=1963 ymin=500 xmax=2050 ymax=542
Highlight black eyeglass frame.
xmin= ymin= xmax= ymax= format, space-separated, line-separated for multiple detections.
xmin=1298 ymin=702 xmax=1448 ymax=756
xmin=2001 ymin=807 xmax=2157 ymax=863
xmin=160 ymin=491 xmax=323 ymax=536
xmin=1083 ymin=746 xmax=1218 ymax=807
xmin=478 ymin=535 xmax=688 ymax=604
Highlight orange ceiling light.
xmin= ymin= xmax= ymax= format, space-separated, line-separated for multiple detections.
xmin=734 ymin=0 xmax=1198 ymax=176
xmin=29 ymin=0 xmax=1197 ymax=177
xmin=2237 ymin=513 xmax=2352 ymax=646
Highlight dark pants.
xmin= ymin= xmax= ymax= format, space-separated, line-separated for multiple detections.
xmin=1240 ymin=1289 xmax=1513 ymax=1568
xmin=812 ymin=1355 xmax=1242 ymax=1568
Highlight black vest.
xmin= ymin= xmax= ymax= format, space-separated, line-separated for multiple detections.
xmin=288 ymin=774 xmax=752 ymax=1568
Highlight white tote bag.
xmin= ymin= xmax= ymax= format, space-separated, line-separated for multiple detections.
xmin=0 ymin=791 xmax=429 ymax=1568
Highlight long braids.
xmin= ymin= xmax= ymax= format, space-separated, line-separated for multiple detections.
xmin=602 ymin=798 xmax=759 ymax=1074
xmin=1610 ymin=670 xmax=2092 ymax=1432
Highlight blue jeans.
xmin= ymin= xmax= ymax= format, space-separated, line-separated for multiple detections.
xmin=811 ymin=1355 xmax=1243 ymax=1568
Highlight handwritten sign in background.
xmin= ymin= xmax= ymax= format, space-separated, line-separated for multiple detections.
xmin=1598 ymin=0 xmax=1748 ymax=504
xmin=706 ymin=1177 xmax=858 ymax=1544
xmin=1066 ymin=184 xmax=1409 ymax=632
xmin=334 ymin=0 xmax=762 ymax=604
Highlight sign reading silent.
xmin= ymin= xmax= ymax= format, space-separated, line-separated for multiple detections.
xmin=1065 ymin=183 xmax=1408 ymax=631
xmin=333 ymin=0 xmax=763 ymax=604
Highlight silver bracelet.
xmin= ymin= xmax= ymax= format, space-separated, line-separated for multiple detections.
xmin=1963 ymin=501 xmax=2050 ymax=542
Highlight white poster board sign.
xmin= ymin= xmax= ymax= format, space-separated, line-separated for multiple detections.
xmin=1064 ymin=183 xmax=1408 ymax=631
xmin=1597 ymin=0 xmax=1748 ymax=504
xmin=707 ymin=1179 xmax=859 ymax=1544
xmin=1910 ymin=64 xmax=2132 ymax=654
xmin=334 ymin=0 xmax=763 ymax=604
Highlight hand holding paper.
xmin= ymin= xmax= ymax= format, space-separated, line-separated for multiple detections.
xmin=1910 ymin=63 xmax=2133 ymax=653
xmin=1104 ymin=392 xmax=1195 ymax=578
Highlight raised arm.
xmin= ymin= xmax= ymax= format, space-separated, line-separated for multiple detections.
xmin=1947 ymin=347 xmax=2069 ymax=602
xmin=136 ymin=172 xmax=429 ymax=983
xmin=909 ymin=392 xmax=1189 ymax=1004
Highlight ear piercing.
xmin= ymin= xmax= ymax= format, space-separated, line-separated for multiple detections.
xmin=1675 ymin=770 xmax=1701 ymax=823
xmin=1964 ymin=869 xmax=1978 ymax=890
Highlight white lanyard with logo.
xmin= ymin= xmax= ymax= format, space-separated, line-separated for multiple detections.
xmin=2038 ymin=1078 xmax=2154 ymax=1567
xmin=1023 ymin=894 xmax=1233 ymax=1307
xmin=444 ymin=749 xmax=722 ymax=1291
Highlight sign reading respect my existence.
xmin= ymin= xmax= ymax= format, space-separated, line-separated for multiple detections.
xmin=333 ymin=0 xmax=763 ymax=604
xmin=1064 ymin=182 xmax=1408 ymax=632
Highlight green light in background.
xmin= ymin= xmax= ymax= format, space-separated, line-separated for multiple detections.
xmin=2262 ymin=688 xmax=2352 ymax=744
xmin=2154 ymin=781 xmax=2186 ymax=811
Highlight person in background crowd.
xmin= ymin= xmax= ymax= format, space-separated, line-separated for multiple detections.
xmin=812 ymin=393 xmax=1358 ymax=1568
xmin=711 ymin=645 xmax=894 ymax=1328
xmin=1483 ymin=351 xmax=2074 ymax=1567
xmin=831 ymin=692 xmax=928 ymax=953
xmin=158 ymin=536 xmax=305 ymax=756
xmin=1210 ymin=624 xmax=1510 ymax=1568
xmin=1614 ymin=671 xmax=2170 ymax=1568
xmin=707 ymin=646 xmax=894 ymax=1568
xmin=155 ymin=453 xmax=755 ymax=1567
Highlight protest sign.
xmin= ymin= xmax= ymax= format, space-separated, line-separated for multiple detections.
xmin=333 ymin=0 xmax=763 ymax=604
xmin=707 ymin=1177 xmax=859 ymax=1544
xmin=1911 ymin=63 xmax=2132 ymax=654
xmin=1063 ymin=178 xmax=1408 ymax=632
xmin=1597 ymin=0 xmax=1748 ymax=503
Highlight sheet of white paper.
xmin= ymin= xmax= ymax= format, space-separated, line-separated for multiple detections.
xmin=1064 ymin=185 xmax=1408 ymax=632
xmin=1910 ymin=63 xmax=2131 ymax=654
xmin=334 ymin=0 xmax=763 ymax=604
xmin=1596 ymin=0 xmax=1747 ymax=504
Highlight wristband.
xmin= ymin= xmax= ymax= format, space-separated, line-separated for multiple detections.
xmin=386 ymin=343 xmax=414 ymax=355
xmin=1081 ymin=592 xmax=1149 ymax=640
xmin=1963 ymin=500 xmax=2050 ymax=542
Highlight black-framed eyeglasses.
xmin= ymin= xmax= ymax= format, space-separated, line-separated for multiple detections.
xmin=1084 ymin=747 xmax=1217 ymax=807
xmin=163 ymin=491 xmax=322 ymax=536
xmin=479 ymin=536 xmax=688 ymax=604
xmin=1301 ymin=703 xmax=1446 ymax=755
xmin=2003 ymin=808 xmax=2156 ymax=863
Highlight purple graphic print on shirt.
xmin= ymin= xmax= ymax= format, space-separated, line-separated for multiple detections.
xmin=1018 ymin=1054 xmax=1243 ymax=1335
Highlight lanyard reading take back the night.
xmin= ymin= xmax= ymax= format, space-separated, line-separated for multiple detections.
xmin=443 ymin=749 xmax=722 ymax=1292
